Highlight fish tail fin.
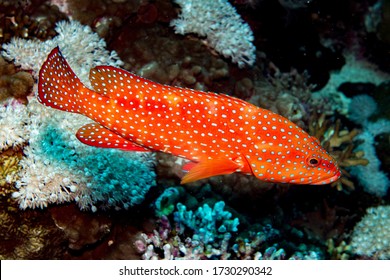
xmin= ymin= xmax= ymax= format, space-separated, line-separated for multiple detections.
xmin=38 ymin=47 xmax=92 ymax=114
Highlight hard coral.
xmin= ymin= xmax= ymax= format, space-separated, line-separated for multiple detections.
xmin=64 ymin=0 xmax=140 ymax=27
xmin=0 ymin=56 xmax=33 ymax=104
xmin=112 ymin=23 xmax=229 ymax=91
xmin=50 ymin=205 xmax=112 ymax=250
xmin=135 ymin=203 xmax=324 ymax=260
xmin=136 ymin=201 xmax=240 ymax=260
xmin=247 ymin=66 xmax=313 ymax=128
xmin=347 ymin=95 xmax=390 ymax=197
xmin=0 ymin=149 xmax=22 ymax=197
xmin=0 ymin=1 xmax=67 ymax=44
xmin=308 ymin=114 xmax=368 ymax=192
xmin=350 ymin=205 xmax=390 ymax=259
xmin=0 ymin=201 xmax=64 ymax=259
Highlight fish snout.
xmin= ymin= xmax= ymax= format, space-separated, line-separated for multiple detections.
xmin=311 ymin=169 xmax=342 ymax=185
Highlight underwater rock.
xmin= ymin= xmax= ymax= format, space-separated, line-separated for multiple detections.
xmin=50 ymin=205 xmax=112 ymax=251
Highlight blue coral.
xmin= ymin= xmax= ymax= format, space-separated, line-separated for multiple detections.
xmin=174 ymin=201 xmax=239 ymax=244
xmin=348 ymin=95 xmax=390 ymax=197
xmin=38 ymin=124 xmax=156 ymax=210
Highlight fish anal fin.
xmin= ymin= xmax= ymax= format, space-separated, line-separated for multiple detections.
xmin=181 ymin=158 xmax=240 ymax=184
xmin=76 ymin=123 xmax=151 ymax=152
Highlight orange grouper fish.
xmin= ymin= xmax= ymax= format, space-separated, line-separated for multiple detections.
xmin=38 ymin=47 xmax=341 ymax=185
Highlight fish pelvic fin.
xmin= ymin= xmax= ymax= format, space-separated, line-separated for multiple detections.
xmin=76 ymin=123 xmax=151 ymax=151
xmin=180 ymin=158 xmax=240 ymax=184
xmin=38 ymin=47 xmax=93 ymax=114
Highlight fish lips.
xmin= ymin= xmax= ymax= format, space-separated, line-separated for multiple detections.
xmin=311 ymin=172 xmax=341 ymax=185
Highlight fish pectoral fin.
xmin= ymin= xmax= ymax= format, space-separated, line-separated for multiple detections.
xmin=76 ymin=123 xmax=151 ymax=152
xmin=181 ymin=158 xmax=240 ymax=184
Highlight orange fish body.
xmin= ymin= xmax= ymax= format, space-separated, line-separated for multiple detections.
xmin=38 ymin=47 xmax=341 ymax=185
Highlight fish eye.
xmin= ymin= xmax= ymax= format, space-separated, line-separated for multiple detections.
xmin=307 ymin=157 xmax=320 ymax=167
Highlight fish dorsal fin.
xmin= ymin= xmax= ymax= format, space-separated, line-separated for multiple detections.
xmin=76 ymin=123 xmax=151 ymax=152
xmin=217 ymin=92 xmax=249 ymax=106
xmin=180 ymin=158 xmax=240 ymax=184
xmin=89 ymin=65 xmax=151 ymax=99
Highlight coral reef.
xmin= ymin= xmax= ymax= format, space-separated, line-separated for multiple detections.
xmin=111 ymin=23 xmax=230 ymax=92
xmin=12 ymin=99 xmax=156 ymax=211
xmin=0 ymin=0 xmax=67 ymax=44
xmin=310 ymin=53 xmax=390 ymax=116
xmin=135 ymin=200 xmax=323 ymax=260
xmin=0 ymin=0 xmax=388 ymax=261
xmin=0 ymin=56 xmax=33 ymax=104
xmin=0 ymin=149 xmax=21 ymax=197
xmin=170 ymin=0 xmax=256 ymax=68
xmin=2 ymin=20 xmax=123 ymax=83
xmin=2 ymin=20 xmax=155 ymax=211
xmin=247 ymin=66 xmax=313 ymax=128
xmin=348 ymin=95 xmax=390 ymax=197
xmin=0 ymin=202 xmax=64 ymax=259
xmin=135 ymin=201 xmax=239 ymax=259
xmin=308 ymin=114 xmax=369 ymax=192
xmin=350 ymin=205 xmax=390 ymax=259
xmin=0 ymin=104 xmax=30 ymax=151
xmin=50 ymin=205 xmax=112 ymax=250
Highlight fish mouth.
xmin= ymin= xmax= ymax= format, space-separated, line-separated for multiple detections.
xmin=311 ymin=171 xmax=341 ymax=185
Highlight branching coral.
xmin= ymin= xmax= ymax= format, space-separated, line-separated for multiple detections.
xmin=326 ymin=239 xmax=351 ymax=260
xmin=135 ymin=200 xmax=323 ymax=260
xmin=308 ymin=114 xmax=368 ymax=192
xmin=135 ymin=201 xmax=239 ymax=260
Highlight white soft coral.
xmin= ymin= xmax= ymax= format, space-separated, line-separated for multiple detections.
xmin=170 ymin=0 xmax=256 ymax=68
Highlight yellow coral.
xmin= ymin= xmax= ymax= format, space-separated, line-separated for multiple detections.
xmin=326 ymin=239 xmax=351 ymax=260
xmin=0 ymin=150 xmax=21 ymax=196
